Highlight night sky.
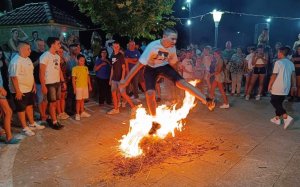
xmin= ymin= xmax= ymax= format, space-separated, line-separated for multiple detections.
xmin=2 ymin=0 xmax=300 ymax=49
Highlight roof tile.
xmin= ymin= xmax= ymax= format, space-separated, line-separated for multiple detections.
xmin=0 ymin=2 xmax=84 ymax=28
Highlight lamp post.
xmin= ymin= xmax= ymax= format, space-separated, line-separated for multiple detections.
xmin=212 ymin=9 xmax=223 ymax=48
xmin=187 ymin=0 xmax=192 ymax=45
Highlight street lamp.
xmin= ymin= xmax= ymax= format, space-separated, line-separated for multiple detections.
xmin=212 ymin=9 xmax=223 ymax=47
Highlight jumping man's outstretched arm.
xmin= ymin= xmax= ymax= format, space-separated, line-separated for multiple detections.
xmin=120 ymin=62 xmax=144 ymax=88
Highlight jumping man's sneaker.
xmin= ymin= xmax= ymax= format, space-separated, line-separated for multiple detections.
xmin=148 ymin=122 xmax=161 ymax=135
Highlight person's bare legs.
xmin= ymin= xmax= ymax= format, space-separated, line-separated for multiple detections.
xmin=175 ymin=79 xmax=206 ymax=104
xmin=49 ymin=102 xmax=57 ymax=123
xmin=40 ymin=101 xmax=47 ymax=121
xmin=25 ymin=105 xmax=35 ymax=124
xmin=217 ymin=82 xmax=229 ymax=104
xmin=56 ymin=100 xmax=62 ymax=115
xmin=0 ymin=99 xmax=13 ymax=141
xmin=76 ymin=100 xmax=80 ymax=115
xmin=145 ymin=90 xmax=157 ymax=116
xmin=80 ymin=99 xmax=84 ymax=114
xmin=257 ymin=74 xmax=265 ymax=96
xmin=60 ymin=91 xmax=66 ymax=113
xmin=246 ymin=74 xmax=258 ymax=96
xmin=120 ymin=88 xmax=135 ymax=108
xmin=244 ymin=74 xmax=252 ymax=95
xmin=111 ymin=90 xmax=118 ymax=110
xmin=209 ymin=81 xmax=218 ymax=99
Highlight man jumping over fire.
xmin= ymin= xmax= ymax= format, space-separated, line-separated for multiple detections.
xmin=120 ymin=28 xmax=215 ymax=135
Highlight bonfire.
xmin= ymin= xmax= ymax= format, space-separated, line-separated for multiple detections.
xmin=119 ymin=81 xmax=199 ymax=158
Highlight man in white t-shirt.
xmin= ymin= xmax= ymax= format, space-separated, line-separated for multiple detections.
xmin=9 ymin=42 xmax=45 ymax=137
xmin=268 ymin=46 xmax=296 ymax=130
xmin=120 ymin=28 xmax=215 ymax=135
xmin=40 ymin=37 xmax=66 ymax=130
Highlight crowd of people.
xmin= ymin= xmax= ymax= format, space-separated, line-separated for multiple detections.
xmin=0 ymin=27 xmax=298 ymax=144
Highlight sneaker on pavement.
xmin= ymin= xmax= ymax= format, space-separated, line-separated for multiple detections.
xmin=118 ymin=102 xmax=121 ymax=108
xmin=75 ymin=114 xmax=81 ymax=121
xmin=29 ymin=121 xmax=45 ymax=130
xmin=283 ymin=116 xmax=294 ymax=130
xmin=219 ymin=104 xmax=230 ymax=109
xmin=255 ymin=95 xmax=261 ymax=100
xmin=58 ymin=112 xmax=70 ymax=120
xmin=80 ymin=111 xmax=91 ymax=118
xmin=23 ymin=127 xmax=35 ymax=136
xmin=245 ymin=95 xmax=250 ymax=101
xmin=107 ymin=108 xmax=120 ymax=115
xmin=270 ymin=117 xmax=281 ymax=125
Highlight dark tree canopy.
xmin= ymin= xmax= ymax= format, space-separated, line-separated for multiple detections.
xmin=71 ymin=0 xmax=176 ymax=39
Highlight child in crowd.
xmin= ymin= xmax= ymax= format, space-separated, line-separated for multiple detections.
xmin=72 ymin=54 xmax=92 ymax=120
xmin=107 ymin=41 xmax=137 ymax=115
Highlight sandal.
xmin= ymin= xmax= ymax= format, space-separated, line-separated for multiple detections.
xmin=5 ymin=137 xmax=21 ymax=144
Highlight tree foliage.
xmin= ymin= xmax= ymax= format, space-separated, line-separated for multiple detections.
xmin=70 ymin=0 xmax=176 ymax=39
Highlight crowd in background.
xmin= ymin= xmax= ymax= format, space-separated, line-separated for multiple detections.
xmin=0 ymin=27 xmax=299 ymax=144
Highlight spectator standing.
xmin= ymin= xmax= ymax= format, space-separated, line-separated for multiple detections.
xmin=72 ymin=54 xmax=92 ymax=120
xmin=0 ymin=71 xmax=19 ymax=143
xmin=209 ymin=49 xmax=229 ymax=109
xmin=57 ymin=47 xmax=70 ymax=119
xmin=39 ymin=37 xmax=66 ymax=130
xmin=9 ymin=42 xmax=45 ymax=136
xmin=246 ymin=46 xmax=268 ymax=100
xmin=8 ymin=28 xmax=29 ymax=58
xmin=107 ymin=42 xmax=136 ymax=115
xmin=125 ymin=41 xmax=141 ymax=102
xmin=228 ymin=47 xmax=246 ymax=96
xmin=94 ymin=48 xmax=112 ymax=105
xmin=29 ymin=39 xmax=48 ymax=121
xmin=268 ymin=47 xmax=296 ymax=129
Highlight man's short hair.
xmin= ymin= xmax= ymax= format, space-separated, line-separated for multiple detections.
xmin=69 ymin=43 xmax=79 ymax=49
xmin=77 ymin=54 xmax=85 ymax=60
xmin=113 ymin=41 xmax=120 ymax=45
xmin=278 ymin=46 xmax=291 ymax=57
xmin=17 ymin=41 xmax=30 ymax=51
xmin=163 ymin=28 xmax=178 ymax=36
xmin=46 ymin=37 xmax=59 ymax=48
xmin=36 ymin=38 xmax=44 ymax=42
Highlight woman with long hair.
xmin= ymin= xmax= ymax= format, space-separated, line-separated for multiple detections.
xmin=245 ymin=46 xmax=268 ymax=100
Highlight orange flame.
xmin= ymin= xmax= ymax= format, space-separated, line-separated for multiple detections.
xmin=119 ymin=80 xmax=199 ymax=158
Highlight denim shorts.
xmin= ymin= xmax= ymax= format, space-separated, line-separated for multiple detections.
xmin=46 ymin=82 xmax=61 ymax=102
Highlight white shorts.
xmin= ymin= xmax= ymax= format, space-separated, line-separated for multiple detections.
xmin=75 ymin=87 xmax=89 ymax=100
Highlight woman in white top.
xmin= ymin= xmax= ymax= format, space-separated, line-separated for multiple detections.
xmin=245 ymin=46 xmax=268 ymax=100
